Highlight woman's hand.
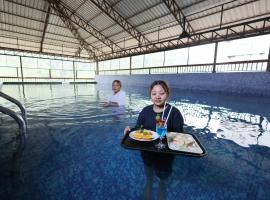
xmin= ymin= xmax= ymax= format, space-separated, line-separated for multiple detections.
xmin=124 ymin=126 xmax=131 ymax=135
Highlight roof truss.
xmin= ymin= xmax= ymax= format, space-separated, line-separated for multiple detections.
xmin=99 ymin=17 xmax=270 ymax=60
xmin=162 ymin=0 xmax=194 ymax=35
xmin=0 ymin=0 xmax=269 ymax=61
xmin=47 ymin=0 xmax=98 ymax=60
xmin=88 ymin=0 xmax=157 ymax=49
xmin=55 ymin=0 xmax=124 ymax=52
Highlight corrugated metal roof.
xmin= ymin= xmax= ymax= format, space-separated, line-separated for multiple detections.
xmin=0 ymin=29 xmax=41 ymax=42
xmin=100 ymin=46 xmax=112 ymax=53
xmin=75 ymin=0 xmax=101 ymax=22
xmin=180 ymin=0 xmax=233 ymax=15
xmin=107 ymin=30 xmax=130 ymax=41
xmin=121 ymin=38 xmax=139 ymax=49
xmin=192 ymin=12 xmax=221 ymax=31
xmin=136 ymin=14 xmax=176 ymax=33
xmin=0 ymin=0 xmax=269 ymax=61
xmin=0 ymin=23 xmax=42 ymax=37
xmin=116 ymin=0 xmax=159 ymax=17
xmin=3 ymin=0 xmax=45 ymax=22
xmin=89 ymin=12 xmax=116 ymax=31
xmin=11 ymin=0 xmax=47 ymax=11
xmin=85 ymin=36 xmax=100 ymax=44
xmin=0 ymin=36 xmax=40 ymax=51
xmin=101 ymin=24 xmax=125 ymax=38
xmin=49 ymin=14 xmax=67 ymax=27
xmin=47 ymin=24 xmax=74 ymax=38
xmin=62 ymin=0 xmax=86 ymax=12
xmin=18 ymin=40 xmax=40 ymax=48
xmin=3 ymin=13 xmax=43 ymax=32
xmin=44 ymin=35 xmax=78 ymax=46
xmin=223 ymin=0 xmax=270 ymax=24
xmin=129 ymin=3 xmax=169 ymax=27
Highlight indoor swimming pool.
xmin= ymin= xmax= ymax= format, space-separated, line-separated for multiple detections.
xmin=0 ymin=84 xmax=270 ymax=200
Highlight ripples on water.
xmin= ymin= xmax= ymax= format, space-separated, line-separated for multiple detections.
xmin=0 ymin=84 xmax=270 ymax=200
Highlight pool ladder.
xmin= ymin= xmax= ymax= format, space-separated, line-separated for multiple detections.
xmin=0 ymin=91 xmax=27 ymax=147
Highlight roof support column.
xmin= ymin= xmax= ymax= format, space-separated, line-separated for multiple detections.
xmin=40 ymin=6 xmax=51 ymax=53
xmin=96 ymin=61 xmax=99 ymax=75
xmin=129 ymin=56 xmax=132 ymax=75
xmin=19 ymin=56 xmax=24 ymax=83
xmin=213 ymin=42 xmax=218 ymax=73
xmin=16 ymin=67 xmax=19 ymax=79
xmin=267 ymin=47 xmax=270 ymax=72
xmin=73 ymin=61 xmax=76 ymax=82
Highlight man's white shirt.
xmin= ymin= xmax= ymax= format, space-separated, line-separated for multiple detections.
xmin=108 ymin=90 xmax=125 ymax=106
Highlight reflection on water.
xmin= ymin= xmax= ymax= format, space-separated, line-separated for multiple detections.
xmin=0 ymin=84 xmax=270 ymax=200
xmin=175 ymin=101 xmax=269 ymax=148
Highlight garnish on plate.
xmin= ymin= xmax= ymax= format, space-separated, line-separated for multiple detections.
xmin=133 ymin=126 xmax=153 ymax=140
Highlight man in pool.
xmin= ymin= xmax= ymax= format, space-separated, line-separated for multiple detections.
xmin=104 ymin=80 xmax=125 ymax=107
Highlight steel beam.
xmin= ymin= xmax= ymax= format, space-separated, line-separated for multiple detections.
xmin=162 ymin=0 xmax=194 ymax=35
xmin=98 ymin=17 xmax=270 ymax=61
xmin=267 ymin=47 xmax=270 ymax=72
xmin=47 ymin=0 xmax=123 ymax=54
xmin=75 ymin=47 xmax=82 ymax=57
xmin=99 ymin=0 xmax=258 ymax=47
xmin=0 ymin=46 xmax=89 ymax=60
xmin=40 ymin=6 xmax=51 ymax=52
xmin=88 ymin=0 xmax=157 ymax=49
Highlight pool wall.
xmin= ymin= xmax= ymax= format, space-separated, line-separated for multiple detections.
xmin=95 ymin=72 xmax=270 ymax=96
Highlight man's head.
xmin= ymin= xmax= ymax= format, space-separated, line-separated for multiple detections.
xmin=112 ymin=80 xmax=122 ymax=94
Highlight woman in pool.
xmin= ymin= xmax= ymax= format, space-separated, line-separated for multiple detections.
xmin=104 ymin=80 xmax=125 ymax=107
xmin=124 ymin=80 xmax=184 ymax=200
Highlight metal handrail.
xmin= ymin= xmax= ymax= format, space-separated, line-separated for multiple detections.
xmin=0 ymin=91 xmax=28 ymax=128
xmin=0 ymin=106 xmax=26 ymax=145
xmin=98 ymin=59 xmax=268 ymax=74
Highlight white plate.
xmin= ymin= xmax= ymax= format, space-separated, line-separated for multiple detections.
xmin=129 ymin=130 xmax=159 ymax=141
xmin=166 ymin=132 xmax=203 ymax=154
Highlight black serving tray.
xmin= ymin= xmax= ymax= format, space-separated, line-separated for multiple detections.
xmin=121 ymin=131 xmax=207 ymax=157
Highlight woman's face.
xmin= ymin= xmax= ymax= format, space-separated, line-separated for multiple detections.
xmin=150 ymin=85 xmax=168 ymax=107
xmin=112 ymin=82 xmax=121 ymax=93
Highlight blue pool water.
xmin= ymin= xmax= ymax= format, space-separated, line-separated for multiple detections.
xmin=0 ymin=84 xmax=270 ymax=200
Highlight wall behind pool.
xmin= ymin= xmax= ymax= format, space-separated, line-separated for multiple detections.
xmin=95 ymin=72 xmax=270 ymax=97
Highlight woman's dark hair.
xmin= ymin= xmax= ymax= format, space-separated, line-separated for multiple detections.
xmin=112 ymin=80 xmax=122 ymax=88
xmin=149 ymin=80 xmax=170 ymax=97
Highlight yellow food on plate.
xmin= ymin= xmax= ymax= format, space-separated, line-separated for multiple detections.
xmin=133 ymin=129 xmax=153 ymax=140
xmin=133 ymin=132 xmax=143 ymax=139
xmin=142 ymin=134 xmax=153 ymax=140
